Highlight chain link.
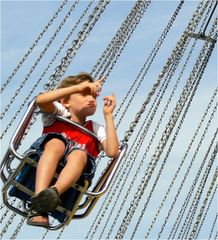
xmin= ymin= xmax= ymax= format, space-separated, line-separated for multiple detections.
xmin=0 ymin=0 xmax=68 ymax=94
xmin=41 ymin=219 xmax=55 ymax=239
xmin=56 ymin=225 xmax=66 ymax=239
xmin=102 ymin=2 xmax=150 ymax=79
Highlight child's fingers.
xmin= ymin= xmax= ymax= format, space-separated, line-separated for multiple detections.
xmin=97 ymin=76 xmax=105 ymax=82
xmin=104 ymin=95 xmax=116 ymax=107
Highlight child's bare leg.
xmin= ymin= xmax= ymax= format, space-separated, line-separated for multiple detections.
xmin=35 ymin=138 xmax=66 ymax=194
xmin=31 ymin=138 xmax=65 ymax=224
xmin=54 ymin=150 xmax=87 ymax=194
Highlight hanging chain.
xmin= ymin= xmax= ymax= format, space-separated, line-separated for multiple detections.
xmin=41 ymin=219 xmax=55 ymax=239
xmin=196 ymin=185 xmax=217 ymax=238
xmin=94 ymin=0 xmax=151 ymax=80
xmin=116 ymin=0 xmax=214 ymax=127
xmin=121 ymin=0 xmax=210 ymax=144
xmin=145 ymin=88 xmax=218 ymax=239
xmin=9 ymin=217 xmax=25 ymax=240
xmin=115 ymin=0 xmax=184 ymax=126
xmin=91 ymin=0 xmax=139 ymax=75
xmin=115 ymin=15 xmax=217 ymax=240
xmin=89 ymin=3 xmax=194 ymax=234
xmin=0 ymin=198 xmax=16 ymax=224
xmin=136 ymin=56 xmax=217 ymax=240
xmin=179 ymin=141 xmax=218 ymax=239
xmin=91 ymin=0 xmax=147 ymax=77
xmin=100 ymin=64 xmax=179 ymax=239
xmin=85 ymin=63 xmax=173 ymax=239
xmin=44 ymin=0 xmax=110 ymax=91
xmin=102 ymin=1 xmax=150 ymax=79
xmin=0 ymin=201 xmax=22 ymax=239
xmin=103 ymin=56 xmax=180 ymax=239
xmin=13 ymin=1 xmax=108 ymax=144
xmin=0 ymin=0 xmax=79 ymax=120
xmin=208 ymin=212 xmax=218 ymax=240
xmin=136 ymin=81 xmax=217 ymax=239
xmin=98 ymin=1 xmax=211 ymax=238
xmin=189 ymin=167 xmax=218 ymax=239
xmin=0 ymin=0 xmax=68 ymax=94
xmin=157 ymin=29 xmax=217 ymax=240
xmin=0 ymin=0 xmax=94 ymax=140
xmin=168 ymin=130 xmax=217 ymax=239
xmin=56 ymin=225 xmax=66 ymax=239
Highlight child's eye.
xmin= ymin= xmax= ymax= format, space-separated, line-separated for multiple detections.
xmin=81 ymin=89 xmax=90 ymax=96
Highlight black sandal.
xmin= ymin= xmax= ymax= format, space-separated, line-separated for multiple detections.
xmin=31 ymin=187 xmax=61 ymax=213
xmin=27 ymin=209 xmax=49 ymax=228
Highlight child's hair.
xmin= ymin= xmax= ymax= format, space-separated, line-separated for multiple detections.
xmin=57 ymin=72 xmax=94 ymax=89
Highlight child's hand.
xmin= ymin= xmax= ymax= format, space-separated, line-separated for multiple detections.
xmin=79 ymin=77 xmax=105 ymax=97
xmin=96 ymin=76 xmax=105 ymax=96
xmin=103 ymin=94 xmax=116 ymax=115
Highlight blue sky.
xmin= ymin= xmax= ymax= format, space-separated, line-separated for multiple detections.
xmin=1 ymin=0 xmax=217 ymax=239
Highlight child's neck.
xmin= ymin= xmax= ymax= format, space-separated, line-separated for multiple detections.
xmin=70 ymin=114 xmax=86 ymax=125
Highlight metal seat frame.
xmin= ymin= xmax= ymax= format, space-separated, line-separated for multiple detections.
xmin=0 ymin=99 xmax=127 ymax=230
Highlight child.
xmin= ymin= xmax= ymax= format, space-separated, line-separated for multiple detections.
xmin=27 ymin=72 xmax=119 ymax=227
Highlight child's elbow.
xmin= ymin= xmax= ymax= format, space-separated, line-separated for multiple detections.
xmin=35 ymin=94 xmax=44 ymax=107
xmin=106 ymin=147 xmax=119 ymax=158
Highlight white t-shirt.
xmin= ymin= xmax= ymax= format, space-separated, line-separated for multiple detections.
xmin=42 ymin=101 xmax=106 ymax=143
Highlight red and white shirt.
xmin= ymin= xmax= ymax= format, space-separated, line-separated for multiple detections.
xmin=41 ymin=102 xmax=106 ymax=158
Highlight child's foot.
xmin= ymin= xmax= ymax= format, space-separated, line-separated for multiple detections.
xmin=27 ymin=210 xmax=49 ymax=228
xmin=31 ymin=186 xmax=61 ymax=213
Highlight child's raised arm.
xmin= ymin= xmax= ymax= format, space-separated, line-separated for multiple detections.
xmin=36 ymin=79 xmax=103 ymax=113
xmin=101 ymin=93 xmax=119 ymax=158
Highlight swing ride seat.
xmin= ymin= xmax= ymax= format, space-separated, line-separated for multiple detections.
xmin=1 ymin=99 xmax=128 ymax=230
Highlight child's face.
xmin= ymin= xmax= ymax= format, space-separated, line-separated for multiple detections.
xmin=63 ymin=87 xmax=97 ymax=117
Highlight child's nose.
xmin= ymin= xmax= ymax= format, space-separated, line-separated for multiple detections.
xmin=89 ymin=94 xmax=96 ymax=100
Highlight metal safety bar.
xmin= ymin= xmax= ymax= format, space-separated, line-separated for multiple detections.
xmin=1 ymin=98 xmax=128 ymax=226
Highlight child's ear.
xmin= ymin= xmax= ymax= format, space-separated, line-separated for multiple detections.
xmin=60 ymin=97 xmax=70 ymax=108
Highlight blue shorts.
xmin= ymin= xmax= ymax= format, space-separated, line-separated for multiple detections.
xmin=29 ymin=132 xmax=97 ymax=180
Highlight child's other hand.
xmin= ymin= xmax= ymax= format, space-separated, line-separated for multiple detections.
xmin=103 ymin=94 xmax=116 ymax=115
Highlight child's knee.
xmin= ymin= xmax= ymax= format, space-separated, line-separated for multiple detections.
xmin=44 ymin=138 xmax=66 ymax=154
xmin=67 ymin=150 xmax=88 ymax=166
